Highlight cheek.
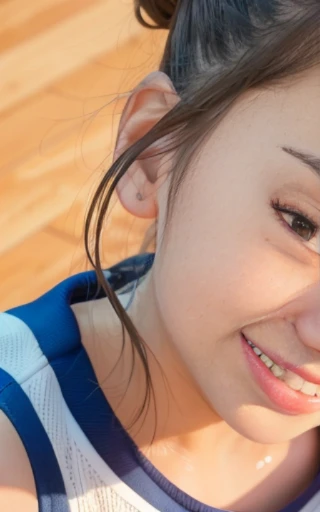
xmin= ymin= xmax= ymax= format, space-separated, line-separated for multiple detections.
xmin=154 ymin=184 xmax=301 ymax=359
xmin=156 ymin=214 xmax=264 ymax=344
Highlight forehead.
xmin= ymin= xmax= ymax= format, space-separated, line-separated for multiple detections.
xmin=258 ymin=68 xmax=319 ymax=124
xmin=271 ymin=68 xmax=320 ymax=125
xmin=209 ymin=67 xmax=320 ymax=159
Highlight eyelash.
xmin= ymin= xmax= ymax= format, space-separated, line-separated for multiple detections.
xmin=271 ymin=198 xmax=319 ymax=244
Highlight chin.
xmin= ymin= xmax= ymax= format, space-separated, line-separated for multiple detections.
xmin=212 ymin=398 xmax=310 ymax=445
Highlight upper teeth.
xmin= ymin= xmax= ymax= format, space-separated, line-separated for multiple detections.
xmin=247 ymin=339 xmax=320 ymax=397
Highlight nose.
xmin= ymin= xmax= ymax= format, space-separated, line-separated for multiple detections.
xmin=275 ymin=281 xmax=320 ymax=352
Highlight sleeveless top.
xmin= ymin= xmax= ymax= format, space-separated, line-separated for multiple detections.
xmin=1 ymin=252 xmax=320 ymax=512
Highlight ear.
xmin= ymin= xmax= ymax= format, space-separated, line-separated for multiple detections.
xmin=114 ymin=71 xmax=179 ymax=219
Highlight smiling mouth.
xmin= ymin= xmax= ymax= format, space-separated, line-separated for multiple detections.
xmin=244 ymin=336 xmax=320 ymax=398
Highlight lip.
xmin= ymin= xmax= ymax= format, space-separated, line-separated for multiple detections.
xmin=243 ymin=335 xmax=320 ymax=386
xmin=241 ymin=333 xmax=320 ymax=415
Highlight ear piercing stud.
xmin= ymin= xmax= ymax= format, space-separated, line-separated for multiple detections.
xmin=136 ymin=192 xmax=143 ymax=201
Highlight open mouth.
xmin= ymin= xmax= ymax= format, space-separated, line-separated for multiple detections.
xmin=241 ymin=333 xmax=320 ymax=415
xmin=244 ymin=337 xmax=320 ymax=398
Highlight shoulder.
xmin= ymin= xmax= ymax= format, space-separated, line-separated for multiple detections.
xmin=0 ymin=271 xmax=89 ymax=447
xmin=0 ymin=270 xmax=90 ymax=512
xmin=0 ymin=310 xmax=42 ymax=512
xmin=0 ymin=272 xmax=91 ymax=510
xmin=2 ymin=268 xmax=96 ymax=365
xmin=0 ymin=411 xmax=37 ymax=512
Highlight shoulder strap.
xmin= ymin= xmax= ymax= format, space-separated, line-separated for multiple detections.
xmin=0 ymin=312 xmax=70 ymax=512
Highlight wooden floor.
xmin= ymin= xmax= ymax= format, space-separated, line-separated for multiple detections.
xmin=0 ymin=0 xmax=166 ymax=311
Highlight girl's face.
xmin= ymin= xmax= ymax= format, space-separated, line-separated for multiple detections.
xmin=148 ymin=67 xmax=320 ymax=444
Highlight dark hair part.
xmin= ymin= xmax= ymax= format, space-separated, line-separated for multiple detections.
xmin=84 ymin=0 xmax=320 ymax=427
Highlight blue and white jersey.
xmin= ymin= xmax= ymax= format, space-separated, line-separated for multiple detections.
xmin=1 ymin=253 xmax=320 ymax=512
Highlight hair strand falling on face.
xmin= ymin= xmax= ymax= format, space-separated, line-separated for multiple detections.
xmin=84 ymin=0 xmax=320 ymax=431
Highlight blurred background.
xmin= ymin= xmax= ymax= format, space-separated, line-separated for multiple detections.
xmin=0 ymin=0 xmax=167 ymax=311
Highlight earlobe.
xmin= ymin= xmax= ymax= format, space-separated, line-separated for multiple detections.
xmin=113 ymin=72 xmax=179 ymax=220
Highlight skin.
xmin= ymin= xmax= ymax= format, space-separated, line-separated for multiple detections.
xmin=77 ymin=68 xmax=320 ymax=510
xmin=0 ymin=412 xmax=37 ymax=512
xmin=2 ymin=67 xmax=320 ymax=512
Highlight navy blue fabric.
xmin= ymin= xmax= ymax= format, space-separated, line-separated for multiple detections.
xmin=0 ymin=369 xmax=69 ymax=512
xmin=6 ymin=252 xmax=320 ymax=512
xmin=8 ymin=253 xmax=155 ymax=361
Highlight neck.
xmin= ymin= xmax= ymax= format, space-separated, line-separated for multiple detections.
xmin=84 ymin=270 xmax=283 ymax=461
xmin=72 ymin=270 xmax=320 ymax=512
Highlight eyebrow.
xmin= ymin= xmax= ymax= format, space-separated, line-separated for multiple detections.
xmin=282 ymin=145 xmax=320 ymax=180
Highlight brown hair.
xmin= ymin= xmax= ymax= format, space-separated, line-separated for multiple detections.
xmin=84 ymin=0 xmax=320 ymax=426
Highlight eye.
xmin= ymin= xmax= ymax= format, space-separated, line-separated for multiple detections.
xmin=271 ymin=198 xmax=319 ymax=243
